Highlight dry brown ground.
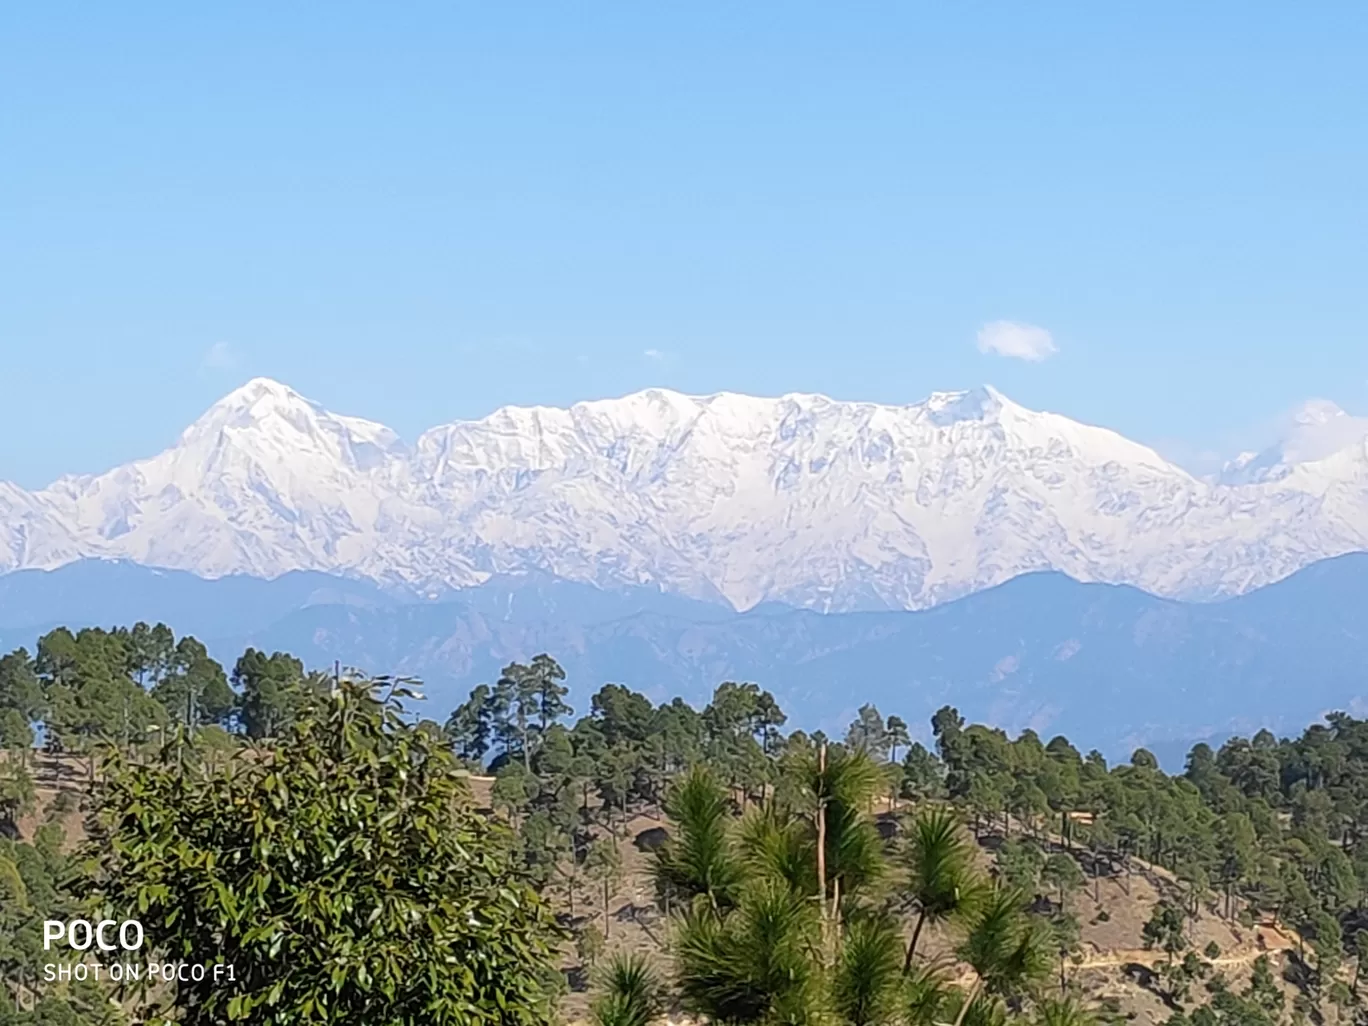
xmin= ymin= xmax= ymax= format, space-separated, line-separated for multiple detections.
xmin=7 ymin=764 xmax=1326 ymax=1026
xmin=551 ymin=808 xmax=1320 ymax=1026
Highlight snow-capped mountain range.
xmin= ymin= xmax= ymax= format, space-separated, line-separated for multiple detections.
xmin=3 ymin=378 xmax=1368 ymax=612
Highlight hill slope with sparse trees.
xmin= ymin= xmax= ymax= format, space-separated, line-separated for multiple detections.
xmin=3 ymin=626 xmax=1368 ymax=1024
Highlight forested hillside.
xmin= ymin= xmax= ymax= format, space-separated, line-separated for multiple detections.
xmin=9 ymin=555 xmax=1368 ymax=762
xmin=3 ymin=625 xmax=1368 ymax=1024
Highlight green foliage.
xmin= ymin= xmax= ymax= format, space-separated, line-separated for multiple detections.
xmin=0 ymin=761 xmax=35 ymax=832
xmin=885 ymin=716 xmax=911 ymax=765
xmin=1041 ymin=852 xmax=1085 ymax=911
xmin=0 ymin=648 xmax=44 ymax=722
xmin=150 ymin=635 xmax=237 ymax=727
xmin=12 ymin=627 xmax=1368 ymax=1022
xmin=589 ymin=952 xmax=662 ymax=1026
xmin=0 ymin=826 xmax=116 ymax=1024
xmin=703 ymin=682 xmax=786 ymax=802
xmin=1142 ymin=900 xmax=1188 ymax=965
xmin=86 ymin=676 xmax=561 ymax=1025
xmin=956 ymin=886 xmax=1054 ymax=1010
xmin=576 ymin=923 xmax=606 ymax=969
xmin=899 ymin=742 xmax=945 ymax=801
xmin=846 ymin=704 xmax=890 ymax=760
xmin=654 ymin=766 xmax=744 ymax=908
xmin=37 ymin=627 xmax=167 ymax=751
xmin=997 ymin=838 xmax=1045 ymax=894
xmin=659 ymin=753 xmax=1051 ymax=1026
xmin=495 ymin=656 xmax=571 ymax=771
xmin=0 ymin=707 xmax=34 ymax=754
xmin=446 ymin=684 xmax=495 ymax=766
xmin=807 ymin=745 xmax=887 ymax=900
xmin=586 ymin=835 xmax=624 ymax=936
xmin=1033 ymin=996 xmax=1099 ymax=1026
xmin=831 ymin=913 xmax=905 ymax=1026
xmin=232 ymin=648 xmax=322 ymax=739
xmin=901 ymin=806 xmax=985 ymax=967
xmin=492 ymin=759 xmax=534 ymax=822
xmin=674 ymin=878 xmax=825 ymax=1025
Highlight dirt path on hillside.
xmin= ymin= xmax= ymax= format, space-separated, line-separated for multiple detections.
xmin=1072 ymin=929 xmax=1297 ymax=972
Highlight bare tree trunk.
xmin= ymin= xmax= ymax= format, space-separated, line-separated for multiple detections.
xmin=952 ymin=978 xmax=982 ymax=1026
xmin=832 ymin=875 xmax=842 ymax=954
xmin=902 ymin=909 xmax=928 ymax=974
xmin=816 ymin=742 xmax=828 ymax=950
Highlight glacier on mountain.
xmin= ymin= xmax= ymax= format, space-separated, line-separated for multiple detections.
xmin=2 ymin=377 xmax=1367 ymax=612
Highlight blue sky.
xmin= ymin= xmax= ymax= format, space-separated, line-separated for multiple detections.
xmin=2 ymin=3 xmax=1366 ymax=487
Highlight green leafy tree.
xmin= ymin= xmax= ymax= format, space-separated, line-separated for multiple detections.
xmin=652 ymin=697 xmax=703 ymax=782
xmin=0 ymin=762 xmax=36 ymax=835
xmin=493 ymin=661 xmax=544 ymax=772
xmin=674 ymin=879 xmax=824 ymax=1025
xmin=1142 ymin=899 xmax=1188 ymax=967
xmin=37 ymin=627 xmax=165 ymax=756
xmin=659 ymin=752 xmax=896 ymax=1026
xmin=886 ymin=716 xmax=911 ymax=765
xmin=126 ymin=621 xmax=176 ymax=687
xmin=87 ymin=676 xmax=561 ymax=1025
xmin=576 ymin=923 xmax=606 ymax=970
xmin=586 ymin=835 xmax=624 ymax=938
xmin=0 ymin=708 xmax=32 ymax=763
xmin=703 ymin=682 xmax=784 ymax=804
xmin=1047 ymin=909 xmax=1081 ymax=996
xmin=996 ymin=838 xmax=1044 ymax=895
xmin=445 ymin=684 xmax=495 ymax=767
xmin=846 ymin=704 xmax=890 ymax=759
xmin=0 ymin=832 xmax=129 ymax=1025
xmin=831 ymin=913 xmax=905 ymax=1026
xmin=152 ymin=635 xmax=236 ymax=728
xmin=592 ymin=684 xmax=654 ymax=750
xmin=492 ymin=760 xmax=534 ymax=830
xmin=653 ymin=765 xmax=744 ymax=910
xmin=953 ymin=887 xmax=1053 ymax=1026
xmin=232 ymin=648 xmax=320 ymax=739
xmin=1041 ymin=852 xmax=1085 ymax=913
xmin=589 ymin=952 xmax=662 ymax=1026
xmin=1033 ymin=996 xmax=1098 ymax=1026
xmin=529 ymin=653 xmax=572 ymax=732
xmin=0 ymin=649 xmax=44 ymax=723
xmin=900 ymin=806 xmax=984 ymax=972
xmin=900 ymin=742 xmax=944 ymax=801
xmin=1309 ymin=909 xmax=1341 ymax=999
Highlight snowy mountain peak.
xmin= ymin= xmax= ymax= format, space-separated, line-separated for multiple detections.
xmin=922 ymin=385 xmax=1009 ymax=425
xmin=178 ymin=376 xmax=405 ymax=467
xmin=3 ymin=379 xmax=1368 ymax=609
xmin=222 ymin=375 xmax=303 ymax=406
xmin=187 ymin=376 xmax=308 ymax=429
xmin=1220 ymin=398 xmax=1368 ymax=484
xmin=1291 ymin=398 xmax=1348 ymax=426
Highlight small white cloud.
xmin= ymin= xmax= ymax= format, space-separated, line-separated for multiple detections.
xmin=975 ymin=321 xmax=1058 ymax=362
xmin=643 ymin=348 xmax=666 ymax=362
xmin=202 ymin=341 xmax=239 ymax=371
